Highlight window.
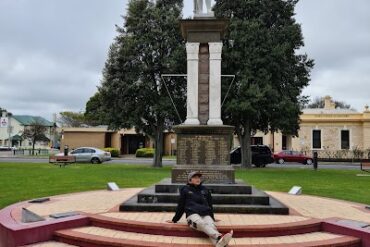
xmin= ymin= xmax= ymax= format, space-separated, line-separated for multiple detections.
xmin=282 ymin=135 xmax=288 ymax=150
xmin=71 ymin=149 xmax=83 ymax=154
xmin=341 ymin=130 xmax=350 ymax=150
xmin=312 ymin=130 xmax=322 ymax=149
xmin=251 ymin=137 xmax=263 ymax=145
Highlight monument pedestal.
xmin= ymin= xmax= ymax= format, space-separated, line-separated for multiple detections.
xmin=172 ymin=125 xmax=235 ymax=184
xmin=172 ymin=165 xmax=235 ymax=184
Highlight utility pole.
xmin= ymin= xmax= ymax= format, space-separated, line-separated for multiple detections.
xmin=7 ymin=112 xmax=13 ymax=148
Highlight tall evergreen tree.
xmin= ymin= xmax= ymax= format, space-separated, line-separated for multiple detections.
xmin=214 ymin=0 xmax=314 ymax=168
xmin=91 ymin=0 xmax=186 ymax=167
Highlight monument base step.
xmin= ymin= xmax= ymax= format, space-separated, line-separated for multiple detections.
xmin=156 ymin=178 xmax=252 ymax=194
xmin=137 ymin=186 xmax=270 ymax=205
xmin=120 ymin=179 xmax=289 ymax=215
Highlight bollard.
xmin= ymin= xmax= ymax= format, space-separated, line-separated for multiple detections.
xmin=313 ymin=152 xmax=318 ymax=170
xmin=64 ymin=145 xmax=69 ymax=156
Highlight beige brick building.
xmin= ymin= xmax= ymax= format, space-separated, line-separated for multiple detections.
xmin=249 ymin=96 xmax=370 ymax=159
xmin=60 ymin=127 xmax=154 ymax=155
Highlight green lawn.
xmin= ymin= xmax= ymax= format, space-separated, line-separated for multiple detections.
xmin=0 ymin=163 xmax=369 ymax=209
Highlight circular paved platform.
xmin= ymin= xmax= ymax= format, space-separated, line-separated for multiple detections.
xmin=0 ymin=188 xmax=368 ymax=246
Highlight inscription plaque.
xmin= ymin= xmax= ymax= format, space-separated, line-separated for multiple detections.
xmin=172 ymin=125 xmax=235 ymax=184
xmin=177 ymin=135 xmax=230 ymax=165
xmin=172 ymin=165 xmax=235 ymax=184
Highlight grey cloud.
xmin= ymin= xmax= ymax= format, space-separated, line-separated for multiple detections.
xmin=296 ymin=0 xmax=370 ymax=110
xmin=0 ymin=0 xmax=369 ymax=121
xmin=0 ymin=0 xmax=125 ymax=120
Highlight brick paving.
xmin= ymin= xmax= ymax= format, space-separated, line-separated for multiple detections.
xmin=24 ymin=189 xmax=142 ymax=218
xmin=71 ymin=226 xmax=349 ymax=245
xmin=267 ymin=191 xmax=370 ymax=223
xmin=102 ymin=212 xmax=310 ymax=226
xmin=17 ymin=188 xmax=369 ymax=246
xmin=21 ymin=189 xmax=370 ymax=225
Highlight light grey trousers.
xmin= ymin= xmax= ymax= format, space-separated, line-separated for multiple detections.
xmin=187 ymin=214 xmax=221 ymax=246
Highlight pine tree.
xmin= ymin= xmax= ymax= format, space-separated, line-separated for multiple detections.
xmin=91 ymin=0 xmax=186 ymax=167
xmin=214 ymin=0 xmax=314 ymax=168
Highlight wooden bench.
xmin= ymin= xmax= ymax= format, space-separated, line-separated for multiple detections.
xmin=361 ymin=160 xmax=370 ymax=173
xmin=49 ymin=155 xmax=76 ymax=167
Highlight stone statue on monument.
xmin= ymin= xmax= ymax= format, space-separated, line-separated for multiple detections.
xmin=194 ymin=0 xmax=214 ymax=17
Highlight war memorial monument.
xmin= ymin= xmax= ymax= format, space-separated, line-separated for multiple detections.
xmin=120 ymin=0 xmax=289 ymax=214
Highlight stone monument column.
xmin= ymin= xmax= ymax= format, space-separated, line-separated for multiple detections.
xmin=172 ymin=17 xmax=235 ymax=184
xmin=184 ymin=43 xmax=201 ymax=125
xmin=207 ymin=42 xmax=223 ymax=126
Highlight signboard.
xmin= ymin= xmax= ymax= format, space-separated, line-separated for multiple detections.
xmin=289 ymin=186 xmax=302 ymax=195
xmin=0 ymin=117 xmax=8 ymax=128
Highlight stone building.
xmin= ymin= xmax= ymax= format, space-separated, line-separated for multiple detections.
xmin=249 ymin=96 xmax=370 ymax=158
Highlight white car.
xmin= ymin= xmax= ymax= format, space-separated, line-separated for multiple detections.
xmin=56 ymin=147 xmax=112 ymax=164
xmin=0 ymin=146 xmax=17 ymax=151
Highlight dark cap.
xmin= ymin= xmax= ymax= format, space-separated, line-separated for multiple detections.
xmin=188 ymin=171 xmax=202 ymax=181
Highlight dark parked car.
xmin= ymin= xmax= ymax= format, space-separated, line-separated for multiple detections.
xmin=273 ymin=150 xmax=313 ymax=165
xmin=230 ymin=145 xmax=274 ymax=167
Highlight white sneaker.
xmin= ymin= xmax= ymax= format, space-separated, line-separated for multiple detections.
xmin=216 ymin=230 xmax=233 ymax=247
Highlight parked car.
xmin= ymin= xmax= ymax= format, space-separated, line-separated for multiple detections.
xmin=56 ymin=147 xmax=111 ymax=164
xmin=0 ymin=146 xmax=17 ymax=151
xmin=230 ymin=145 xmax=274 ymax=167
xmin=273 ymin=150 xmax=313 ymax=165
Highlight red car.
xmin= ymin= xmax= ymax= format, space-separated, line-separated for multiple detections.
xmin=274 ymin=151 xmax=313 ymax=165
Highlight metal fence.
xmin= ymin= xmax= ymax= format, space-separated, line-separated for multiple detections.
xmin=12 ymin=149 xmax=59 ymax=156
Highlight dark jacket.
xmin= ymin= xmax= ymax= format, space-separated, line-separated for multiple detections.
xmin=172 ymin=183 xmax=215 ymax=223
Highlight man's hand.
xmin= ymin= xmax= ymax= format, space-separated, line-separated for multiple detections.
xmin=166 ymin=220 xmax=175 ymax=223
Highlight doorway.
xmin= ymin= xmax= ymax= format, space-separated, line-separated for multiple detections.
xmin=121 ymin=134 xmax=146 ymax=155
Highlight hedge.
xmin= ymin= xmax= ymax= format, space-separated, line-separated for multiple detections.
xmin=136 ymin=148 xmax=155 ymax=158
xmin=103 ymin=148 xmax=120 ymax=158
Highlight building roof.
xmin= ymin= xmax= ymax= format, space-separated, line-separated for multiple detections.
xmin=4 ymin=134 xmax=22 ymax=141
xmin=302 ymin=108 xmax=358 ymax=115
xmin=12 ymin=115 xmax=54 ymax=127
xmin=62 ymin=126 xmax=114 ymax=133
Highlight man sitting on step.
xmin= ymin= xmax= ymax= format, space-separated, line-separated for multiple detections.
xmin=167 ymin=171 xmax=233 ymax=247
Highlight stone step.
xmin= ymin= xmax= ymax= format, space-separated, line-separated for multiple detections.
xmin=89 ymin=214 xmax=322 ymax=237
xmin=138 ymin=187 xmax=269 ymax=205
xmin=155 ymin=179 xmax=252 ymax=194
xmin=55 ymin=226 xmax=361 ymax=247
xmin=121 ymin=189 xmax=289 ymax=215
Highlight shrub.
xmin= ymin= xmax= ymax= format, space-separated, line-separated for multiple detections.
xmin=103 ymin=148 xmax=120 ymax=157
xmin=352 ymin=146 xmax=364 ymax=160
xmin=136 ymin=148 xmax=155 ymax=158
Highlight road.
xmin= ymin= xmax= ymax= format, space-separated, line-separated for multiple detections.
xmin=0 ymin=157 xmax=362 ymax=170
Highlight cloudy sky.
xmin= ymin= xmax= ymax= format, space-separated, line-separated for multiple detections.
xmin=0 ymin=0 xmax=369 ymax=121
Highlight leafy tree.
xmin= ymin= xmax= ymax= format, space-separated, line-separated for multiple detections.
xmin=85 ymin=92 xmax=105 ymax=126
xmin=306 ymin=97 xmax=352 ymax=110
xmin=94 ymin=0 xmax=186 ymax=167
xmin=22 ymin=120 xmax=48 ymax=155
xmin=58 ymin=111 xmax=88 ymax=127
xmin=0 ymin=107 xmax=7 ymax=116
xmin=214 ymin=0 xmax=314 ymax=168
